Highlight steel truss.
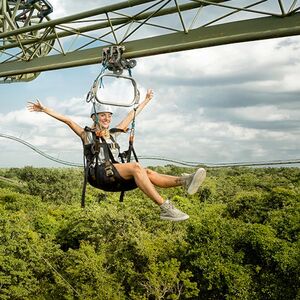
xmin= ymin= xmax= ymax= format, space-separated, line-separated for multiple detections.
xmin=0 ymin=0 xmax=299 ymax=82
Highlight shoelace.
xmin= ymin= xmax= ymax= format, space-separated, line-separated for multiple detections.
xmin=182 ymin=174 xmax=193 ymax=187
xmin=166 ymin=201 xmax=174 ymax=209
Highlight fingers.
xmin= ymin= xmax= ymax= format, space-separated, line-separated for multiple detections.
xmin=146 ymin=88 xmax=154 ymax=100
xmin=27 ymin=102 xmax=35 ymax=111
xmin=27 ymin=99 xmax=43 ymax=112
xmin=27 ymin=102 xmax=37 ymax=109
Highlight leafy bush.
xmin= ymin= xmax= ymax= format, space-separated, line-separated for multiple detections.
xmin=0 ymin=166 xmax=299 ymax=299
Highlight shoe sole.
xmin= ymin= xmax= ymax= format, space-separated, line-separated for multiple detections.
xmin=187 ymin=168 xmax=206 ymax=195
xmin=160 ymin=215 xmax=190 ymax=222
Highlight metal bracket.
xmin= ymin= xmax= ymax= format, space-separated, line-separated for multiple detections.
xmin=15 ymin=0 xmax=53 ymax=20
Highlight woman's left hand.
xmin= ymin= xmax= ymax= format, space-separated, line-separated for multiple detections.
xmin=116 ymin=89 xmax=153 ymax=130
xmin=145 ymin=89 xmax=154 ymax=102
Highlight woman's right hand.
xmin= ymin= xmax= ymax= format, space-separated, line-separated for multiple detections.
xmin=27 ymin=99 xmax=84 ymax=138
xmin=27 ymin=99 xmax=46 ymax=112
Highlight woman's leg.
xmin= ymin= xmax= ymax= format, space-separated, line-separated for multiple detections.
xmin=114 ymin=162 xmax=165 ymax=205
xmin=114 ymin=162 xmax=192 ymax=222
xmin=145 ymin=168 xmax=185 ymax=188
xmin=114 ymin=162 xmax=206 ymax=202
xmin=146 ymin=167 xmax=206 ymax=195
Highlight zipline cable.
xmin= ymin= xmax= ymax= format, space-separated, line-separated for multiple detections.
xmin=25 ymin=240 xmax=81 ymax=297
xmin=139 ymin=156 xmax=300 ymax=167
xmin=1 ymin=133 xmax=300 ymax=168
xmin=0 ymin=133 xmax=82 ymax=167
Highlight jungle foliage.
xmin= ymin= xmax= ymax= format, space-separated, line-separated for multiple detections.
xmin=0 ymin=166 xmax=299 ymax=299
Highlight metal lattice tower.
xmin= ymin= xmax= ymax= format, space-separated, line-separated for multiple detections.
xmin=0 ymin=0 xmax=299 ymax=83
xmin=0 ymin=0 xmax=54 ymax=82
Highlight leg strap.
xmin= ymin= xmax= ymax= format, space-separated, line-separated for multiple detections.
xmin=81 ymin=165 xmax=89 ymax=208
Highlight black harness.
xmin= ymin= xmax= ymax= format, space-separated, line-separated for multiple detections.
xmin=81 ymin=126 xmax=138 ymax=207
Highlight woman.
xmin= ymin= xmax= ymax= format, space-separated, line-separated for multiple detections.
xmin=27 ymin=89 xmax=206 ymax=221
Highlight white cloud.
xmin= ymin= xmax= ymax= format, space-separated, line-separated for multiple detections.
xmin=0 ymin=108 xmax=52 ymax=129
xmin=50 ymin=0 xmax=115 ymax=19
xmin=281 ymin=70 xmax=300 ymax=92
xmin=231 ymin=105 xmax=291 ymax=122
xmin=137 ymin=36 xmax=300 ymax=94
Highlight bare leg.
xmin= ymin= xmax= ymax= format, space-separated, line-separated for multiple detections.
xmin=145 ymin=168 xmax=185 ymax=188
xmin=114 ymin=162 xmax=192 ymax=222
xmin=114 ymin=162 xmax=165 ymax=205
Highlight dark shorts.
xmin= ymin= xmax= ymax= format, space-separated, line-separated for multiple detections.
xmin=88 ymin=163 xmax=137 ymax=192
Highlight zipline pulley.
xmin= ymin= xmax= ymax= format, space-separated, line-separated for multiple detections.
xmin=102 ymin=46 xmax=137 ymax=75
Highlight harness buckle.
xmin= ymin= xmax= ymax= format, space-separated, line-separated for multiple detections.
xmin=104 ymin=162 xmax=114 ymax=178
xmin=89 ymin=166 xmax=96 ymax=180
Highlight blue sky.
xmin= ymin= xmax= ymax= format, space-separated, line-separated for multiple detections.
xmin=1 ymin=1 xmax=300 ymax=167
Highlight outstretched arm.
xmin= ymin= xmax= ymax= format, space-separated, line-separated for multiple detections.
xmin=116 ymin=89 xmax=153 ymax=131
xmin=27 ymin=100 xmax=85 ymax=139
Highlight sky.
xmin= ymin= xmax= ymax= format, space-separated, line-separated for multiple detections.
xmin=0 ymin=1 xmax=300 ymax=168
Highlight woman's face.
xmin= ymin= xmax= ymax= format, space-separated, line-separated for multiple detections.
xmin=97 ymin=112 xmax=112 ymax=129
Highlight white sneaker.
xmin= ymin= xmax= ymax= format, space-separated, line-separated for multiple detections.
xmin=184 ymin=168 xmax=206 ymax=195
xmin=160 ymin=200 xmax=189 ymax=222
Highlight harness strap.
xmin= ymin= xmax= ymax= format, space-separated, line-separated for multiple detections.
xmin=81 ymin=129 xmax=98 ymax=208
xmin=119 ymin=139 xmax=139 ymax=202
xmin=100 ymin=136 xmax=118 ymax=164
xmin=81 ymin=155 xmax=88 ymax=208
xmin=110 ymin=127 xmax=127 ymax=134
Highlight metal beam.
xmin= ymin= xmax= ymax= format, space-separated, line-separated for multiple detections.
xmin=0 ymin=0 xmax=157 ymax=39
xmin=1 ymin=13 xmax=300 ymax=77
xmin=0 ymin=0 xmax=228 ymax=52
